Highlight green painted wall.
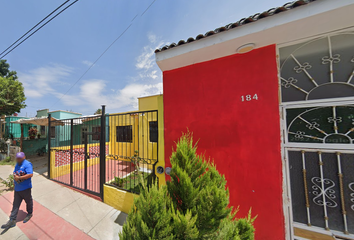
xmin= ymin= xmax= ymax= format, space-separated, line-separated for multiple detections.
xmin=22 ymin=138 xmax=47 ymax=156
xmin=5 ymin=116 xmax=35 ymax=139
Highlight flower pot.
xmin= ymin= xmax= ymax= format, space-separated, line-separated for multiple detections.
xmin=29 ymin=136 xmax=35 ymax=140
xmin=37 ymin=135 xmax=41 ymax=139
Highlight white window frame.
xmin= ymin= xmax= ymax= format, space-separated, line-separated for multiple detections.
xmin=278 ymin=28 xmax=354 ymax=240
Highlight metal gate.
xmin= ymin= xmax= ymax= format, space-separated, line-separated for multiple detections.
xmin=48 ymin=111 xmax=106 ymax=197
xmin=48 ymin=107 xmax=158 ymax=198
xmin=104 ymin=110 xmax=159 ymax=194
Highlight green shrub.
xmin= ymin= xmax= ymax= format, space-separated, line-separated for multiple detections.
xmin=119 ymin=182 xmax=175 ymax=240
xmin=1 ymin=174 xmax=14 ymax=190
xmin=119 ymin=132 xmax=255 ymax=240
xmin=114 ymin=176 xmax=124 ymax=187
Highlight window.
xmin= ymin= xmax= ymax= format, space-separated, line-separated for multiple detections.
xmin=149 ymin=121 xmax=158 ymax=142
xmin=116 ymin=125 xmax=132 ymax=142
xmin=50 ymin=126 xmax=56 ymax=138
xmin=81 ymin=127 xmax=88 ymax=144
xmin=40 ymin=126 xmax=46 ymax=136
xmin=92 ymin=126 xmax=101 ymax=141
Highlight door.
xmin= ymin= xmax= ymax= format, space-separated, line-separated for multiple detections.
xmin=279 ymin=32 xmax=354 ymax=239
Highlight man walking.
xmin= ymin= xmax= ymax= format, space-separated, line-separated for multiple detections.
xmin=1 ymin=152 xmax=33 ymax=229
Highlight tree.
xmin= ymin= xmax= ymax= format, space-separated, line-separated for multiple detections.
xmin=120 ymin=132 xmax=255 ymax=240
xmin=0 ymin=60 xmax=18 ymax=80
xmin=94 ymin=108 xmax=102 ymax=115
xmin=0 ymin=60 xmax=26 ymax=116
xmin=119 ymin=182 xmax=175 ymax=240
xmin=0 ymin=76 xmax=26 ymax=116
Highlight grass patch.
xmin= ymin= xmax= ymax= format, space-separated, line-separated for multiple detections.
xmin=111 ymin=171 xmax=153 ymax=193
xmin=0 ymin=156 xmax=15 ymax=166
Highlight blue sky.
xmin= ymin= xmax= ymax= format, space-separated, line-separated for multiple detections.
xmin=1 ymin=0 xmax=287 ymax=117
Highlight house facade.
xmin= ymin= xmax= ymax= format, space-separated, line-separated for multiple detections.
xmin=155 ymin=1 xmax=354 ymax=239
xmin=49 ymin=110 xmax=82 ymax=147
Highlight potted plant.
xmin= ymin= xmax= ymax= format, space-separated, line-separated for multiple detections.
xmin=28 ymin=127 xmax=37 ymax=140
xmin=37 ymin=133 xmax=41 ymax=139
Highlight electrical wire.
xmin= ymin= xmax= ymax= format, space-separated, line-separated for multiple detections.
xmin=0 ymin=0 xmax=71 ymax=57
xmin=50 ymin=0 xmax=157 ymax=108
xmin=51 ymin=23 xmax=132 ymax=108
xmin=0 ymin=0 xmax=79 ymax=59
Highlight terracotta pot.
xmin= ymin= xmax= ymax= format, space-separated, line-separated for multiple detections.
xmin=29 ymin=136 xmax=35 ymax=139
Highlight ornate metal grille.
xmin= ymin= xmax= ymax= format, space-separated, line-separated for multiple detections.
xmin=288 ymin=150 xmax=354 ymax=235
xmin=280 ymin=33 xmax=354 ymax=102
xmin=286 ymin=105 xmax=354 ymax=144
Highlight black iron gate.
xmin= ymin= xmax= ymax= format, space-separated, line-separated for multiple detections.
xmin=48 ymin=107 xmax=158 ymax=198
xmin=48 ymin=106 xmax=106 ymax=198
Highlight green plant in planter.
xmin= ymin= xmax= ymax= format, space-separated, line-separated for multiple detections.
xmin=28 ymin=127 xmax=37 ymax=139
xmin=114 ymin=176 xmax=124 ymax=187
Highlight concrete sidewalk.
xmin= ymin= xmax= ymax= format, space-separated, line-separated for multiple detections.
xmin=0 ymin=165 xmax=13 ymax=181
xmin=0 ymin=166 xmax=126 ymax=240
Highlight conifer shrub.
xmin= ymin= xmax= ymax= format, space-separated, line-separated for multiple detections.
xmin=119 ymin=132 xmax=255 ymax=240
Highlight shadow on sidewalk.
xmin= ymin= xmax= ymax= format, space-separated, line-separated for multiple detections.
xmin=115 ymin=212 xmax=127 ymax=226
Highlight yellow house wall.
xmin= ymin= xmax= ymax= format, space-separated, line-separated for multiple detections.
xmin=108 ymin=114 xmax=139 ymax=159
xmin=138 ymin=95 xmax=165 ymax=186
xmin=138 ymin=111 xmax=158 ymax=162
xmin=104 ymin=184 xmax=137 ymax=213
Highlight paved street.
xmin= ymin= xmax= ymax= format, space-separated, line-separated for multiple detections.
xmin=0 ymin=160 xmax=126 ymax=240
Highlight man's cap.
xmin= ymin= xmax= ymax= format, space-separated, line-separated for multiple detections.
xmin=16 ymin=152 xmax=25 ymax=159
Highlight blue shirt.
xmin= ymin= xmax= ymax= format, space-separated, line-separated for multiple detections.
xmin=13 ymin=159 xmax=33 ymax=192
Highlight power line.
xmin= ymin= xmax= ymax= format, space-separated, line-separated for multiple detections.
xmin=51 ymin=0 xmax=158 ymax=108
xmin=0 ymin=0 xmax=71 ymax=57
xmin=0 ymin=0 xmax=79 ymax=59
xmin=51 ymin=23 xmax=132 ymax=107
xmin=141 ymin=0 xmax=156 ymax=16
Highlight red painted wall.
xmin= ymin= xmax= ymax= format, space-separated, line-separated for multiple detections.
xmin=163 ymin=45 xmax=284 ymax=240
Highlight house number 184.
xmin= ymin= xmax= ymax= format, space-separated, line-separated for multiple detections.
xmin=241 ymin=94 xmax=258 ymax=102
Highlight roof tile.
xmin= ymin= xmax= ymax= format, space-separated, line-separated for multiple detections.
xmin=155 ymin=0 xmax=316 ymax=53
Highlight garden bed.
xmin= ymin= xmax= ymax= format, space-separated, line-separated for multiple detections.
xmin=109 ymin=170 xmax=153 ymax=194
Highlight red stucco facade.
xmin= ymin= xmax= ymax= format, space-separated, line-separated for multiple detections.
xmin=163 ymin=45 xmax=284 ymax=240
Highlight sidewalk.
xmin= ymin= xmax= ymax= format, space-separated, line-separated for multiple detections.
xmin=0 ymin=164 xmax=126 ymax=240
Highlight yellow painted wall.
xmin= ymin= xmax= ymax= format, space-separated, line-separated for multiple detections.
xmin=107 ymin=112 xmax=158 ymax=163
xmin=104 ymin=184 xmax=137 ymax=213
xmin=108 ymin=114 xmax=139 ymax=159
xmin=138 ymin=111 xmax=158 ymax=161
xmin=138 ymin=95 xmax=165 ymax=186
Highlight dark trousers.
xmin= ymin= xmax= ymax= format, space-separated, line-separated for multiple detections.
xmin=10 ymin=188 xmax=33 ymax=220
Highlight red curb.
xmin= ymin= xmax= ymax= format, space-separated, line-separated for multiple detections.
xmin=0 ymin=191 xmax=94 ymax=240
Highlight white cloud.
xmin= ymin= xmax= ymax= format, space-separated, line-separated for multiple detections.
xmin=135 ymin=34 xmax=165 ymax=72
xmin=136 ymin=45 xmax=155 ymax=70
xmin=82 ymin=60 xmax=94 ymax=67
xmin=116 ymin=82 xmax=163 ymax=109
xmin=18 ymin=64 xmax=73 ymax=98
xmin=138 ymin=70 xmax=158 ymax=80
xmin=59 ymin=79 xmax=108 ymax=107
xmin=62 ymin=80 xmax=162 ymax=111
